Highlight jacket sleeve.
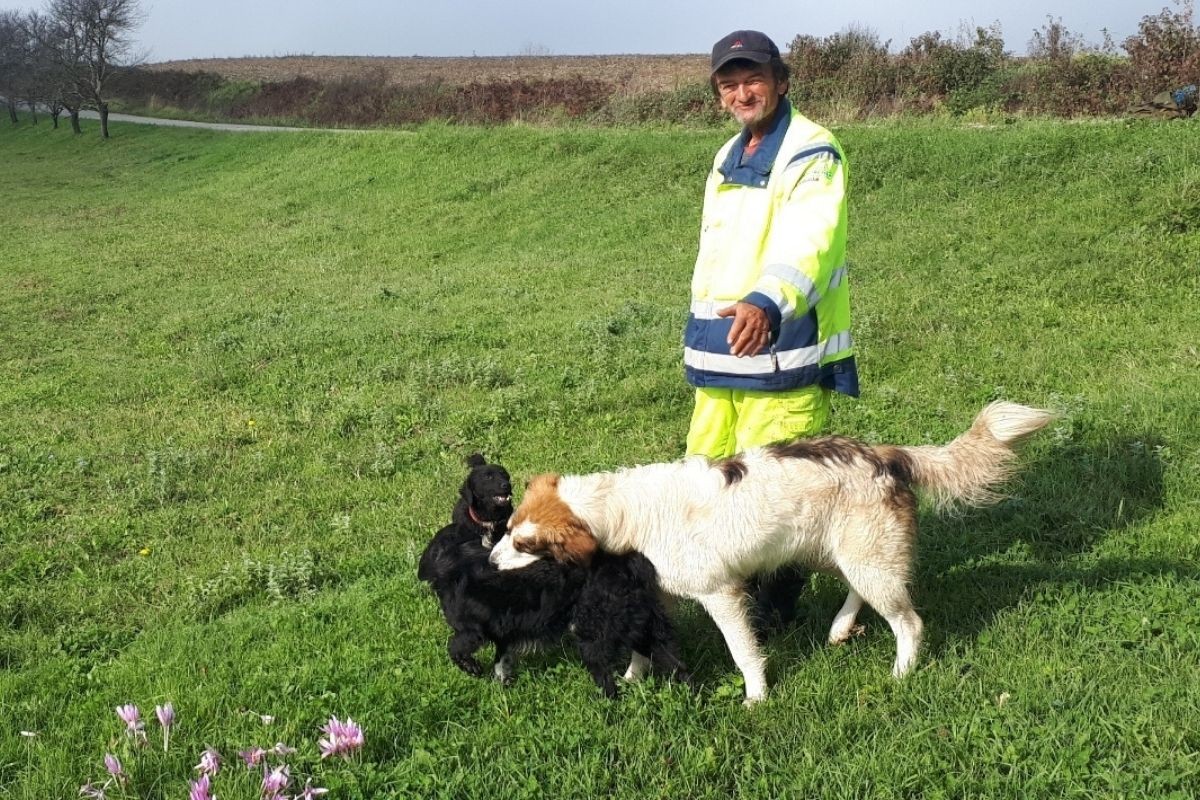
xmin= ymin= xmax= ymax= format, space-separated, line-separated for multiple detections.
xmin=740 ymin=147 xmax=848 ymax=333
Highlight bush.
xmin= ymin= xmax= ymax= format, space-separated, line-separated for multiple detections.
xmin=446 ymin=76 xmax=613 ymax=123
xmin=233 ymin=76 xmax=321 ymax=120
xmin=204 ymin=80 xmax=258 ymax=116
xmin=596 ymin=82 xmax=723 ymax=125
xmin=898 ymin=28 xmax=1005 ymax=101
xmin=310 ymin=69 xmax=393 ymax=126
xmin=1123 ymin=3 xmax=1200 ymax=94
xmin=787 ymin=25 xmax=897 ymax=109
xmin=110 ymin=68 xmax=225 ymax=110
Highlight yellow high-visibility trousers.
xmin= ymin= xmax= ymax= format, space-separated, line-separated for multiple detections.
xmin=685 ymin=385 xmax=831 ymax=459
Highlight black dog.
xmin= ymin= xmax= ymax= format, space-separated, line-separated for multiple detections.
xmin=418 ymin=454 xmax=690 ymax=697
xmin=749 ymin=564 xmax=810 ymax=642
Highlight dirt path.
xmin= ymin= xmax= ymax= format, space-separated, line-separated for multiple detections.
xmin=73 ymin=107 xmax=357 ymax=133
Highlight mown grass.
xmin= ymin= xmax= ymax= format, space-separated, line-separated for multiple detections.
xmin=1 ymin=115 xmax=1198 ymax=799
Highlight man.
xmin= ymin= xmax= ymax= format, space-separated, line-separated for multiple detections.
xmin=684 ymin=30 xmax=858 ymax=460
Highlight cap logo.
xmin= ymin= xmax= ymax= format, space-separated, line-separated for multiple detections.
xmin=731 ymin=40 xmax=743 ymax=48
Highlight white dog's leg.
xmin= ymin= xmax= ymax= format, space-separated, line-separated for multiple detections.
xmin=493 ymin=650 xmax=516 ymax=685
xmin=622 ymin=651 xmax=651 ymax=682
xmin=828 ymin=589 xmax=865 ymax=644
xmin=840 ymin=563 xmax=923 ymax=678
xmin=698 ymin=588 xmax=767 ymax=705
xmin=884 ymin=609 xmax=924 ymax=678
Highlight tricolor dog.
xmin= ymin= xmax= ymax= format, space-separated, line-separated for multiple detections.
xmin=490 ymin=402 xmax=1053 ymax=704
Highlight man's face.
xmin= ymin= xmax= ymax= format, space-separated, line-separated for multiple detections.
xmin=714 ymin=62 xmax=785 ymax=128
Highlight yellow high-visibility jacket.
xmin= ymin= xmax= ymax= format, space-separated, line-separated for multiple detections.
xmin=684 ymin=99 xmax=858 ymax=396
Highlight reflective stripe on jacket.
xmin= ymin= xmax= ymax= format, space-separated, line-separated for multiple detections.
xmin=684 ymin=100 xmax=859 ymax=396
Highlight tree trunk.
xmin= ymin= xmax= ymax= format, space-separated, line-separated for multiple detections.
xmin=27 ymin=101 xmax=37 ymax=124
xmin=6 ymin=99 xmax=16 ymax=124
xmin=70 ymin=109 xmax=81 ymax=134
xmin=99 ymin=101 xmax=109 ymax=138
xmin=51 ymin=108 xmax=62 ymax=128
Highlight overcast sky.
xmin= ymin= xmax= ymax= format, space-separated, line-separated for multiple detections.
xmin=3 ymin=0 xmax=1179 ymax=61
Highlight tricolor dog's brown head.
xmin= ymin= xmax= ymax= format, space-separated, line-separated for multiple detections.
xmin=488 ymin=473 xmax=597 ymax=570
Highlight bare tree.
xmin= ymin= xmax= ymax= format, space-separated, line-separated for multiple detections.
xmin=25 ymin=10 xmax=69 ymax=128
xmin=48 ymin=0 xmax=145 ymax=137
xmin=0 ymin=10 xmax=23 ymax=124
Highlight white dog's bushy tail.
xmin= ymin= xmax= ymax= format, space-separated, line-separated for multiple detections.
xmin=894 ymin=401 xmax=1055 ymax=510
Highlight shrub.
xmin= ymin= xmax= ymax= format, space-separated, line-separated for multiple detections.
xmin=1123 ymin=2 xmax=1200 ymax=94
xmin=898 ymin=27 xmax=1006 ymax=103
xmin=232 ymin=76 xmax=321 ymax=120
xmin=310 ymin=68 xmax=393 ymax=126
xmin=597 ymin=82 xmax=723 ymax=125
xmin=447 ymin=76 xmax=613 ymax=123
xmin=787 ymin=25 xmax=897 ymax=109
xmin=109 ymin=68 xmax=225 ymax=110
xmin=204 ymin=80 xmax=258 ymax=115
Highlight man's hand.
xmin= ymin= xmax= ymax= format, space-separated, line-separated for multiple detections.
xmin=717 ymin=302 xmax=771 ymax=357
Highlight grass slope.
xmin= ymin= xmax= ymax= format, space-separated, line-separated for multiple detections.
xmin=1 ymin=117 xmax=1198 ymax=799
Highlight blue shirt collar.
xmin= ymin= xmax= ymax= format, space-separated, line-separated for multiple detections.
xmin=718 ymin=97 xmax=793 ymax=188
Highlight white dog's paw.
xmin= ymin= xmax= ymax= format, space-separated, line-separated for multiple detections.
xmin=622 ymin=652 xmax=651 ymax=683
xmin=828 ymin=623 xmax=866 ymax=645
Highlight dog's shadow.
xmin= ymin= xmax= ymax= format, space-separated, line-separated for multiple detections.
xmin=915 ymin=428 xmax=1172 ymax=641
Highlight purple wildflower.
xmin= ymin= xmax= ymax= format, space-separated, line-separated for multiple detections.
xmin=240 ymin=746 xmax=266 ymax=768
xmin=188 ymin=773 xmax=215 ymax=800
xmin=156 ymin=702 xmax=175 ymax=751
xmin=318 ymin=715 xmax=365 ymax=759
xmin=103 ymin=753 xmax=126 ymax=784
xmin=261 ymin=764 xmax=290 ymax=798
xmin=194 ymin=747 xmax=221 ymax=776
xmin=79 ymin=782 xmax=107 ymax=799
xmin=297 ymin=778 xmax=329 ymax=800
xmin=115 ymin=704 xmax=143 ymax=736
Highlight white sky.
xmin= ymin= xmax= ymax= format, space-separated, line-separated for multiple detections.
xmin=2 ymin=0 xmax=1181 ymax=61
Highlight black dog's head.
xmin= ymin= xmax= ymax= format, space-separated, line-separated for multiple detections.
xmin=458 ymin=453 xmax=514 ymax=545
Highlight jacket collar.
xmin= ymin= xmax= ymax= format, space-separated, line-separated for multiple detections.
xmin=718 ymin=97 xmax=793 ymax=188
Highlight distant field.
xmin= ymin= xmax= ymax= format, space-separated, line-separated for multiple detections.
xmin=2 ymin=117 xmax=1199 ymax=799
xmin=147 ymin=54 xmax=710 ymax=92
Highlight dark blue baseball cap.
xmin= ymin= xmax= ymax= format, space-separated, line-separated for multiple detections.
xmin=711 ymin=30 xmax=780 ymax=74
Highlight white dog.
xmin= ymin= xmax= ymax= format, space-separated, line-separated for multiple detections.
xmin=490 ymin=402 xmax=1054 ymax=704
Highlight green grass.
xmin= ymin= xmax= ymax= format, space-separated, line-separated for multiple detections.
xmin=1 ymin=115 xmax=1198 ymax=799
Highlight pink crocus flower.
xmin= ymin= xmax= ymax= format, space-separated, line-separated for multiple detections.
xmin=103 ymin=753 xmax=126 ymax=784
xmin=115 ymin=704 xmax=143 ymax=736
xmin=240 ymin=746 xmax=266 ymax=768
xmin=297 ymin=778 xmax=329 ymax=800
xmin=261 ymin=764 xmax=290 ymax=798
xmin=155 ymin=702 xmax=175 ymax=728
xmin=155 ymin=703 xmax=175 ymax=751
xmin=79 ymin=782 xmax=107 ymax=799
xmin=194 ymin=747 xmax=221 ymax=776
xmin=318 ymin=715 xmax=365 ymax=759
xmin=188 ymin=772 xmax=215 ymax=800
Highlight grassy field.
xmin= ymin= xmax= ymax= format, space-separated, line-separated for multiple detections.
xmin=1 ymin=115 xmax=1198 ymax=799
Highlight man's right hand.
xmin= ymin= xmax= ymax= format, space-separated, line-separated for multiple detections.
xmin=717 ymin=302 xmax=771 ymax=357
